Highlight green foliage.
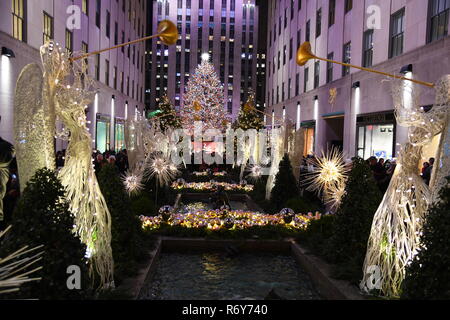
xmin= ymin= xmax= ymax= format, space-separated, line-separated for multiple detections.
xmin=270 ymin=154 xmax=300 ymax=211
xmin=233 ymin=90 xmax=265 ymax=130
xmin=401 ymin=177 xmax=450 ymax=300
xmin=157 ymin=95 xmax=181 ymax=132
xmin=97 ymin=164 xmax=146 ymax=283
xmin=131 ymin=193 xmax=156 ymax=217
xmin=0 ymin=169 xmax=92 ymax=299
xmin=324 ymin=157 xmax=382 ymax=284
xmin=145 ymin=223 xmax=300 ymax=240
xmin=286 ymin=196 xmax=322 ymax=215
xmin=297 ymin=215 xmax=337 ymax=255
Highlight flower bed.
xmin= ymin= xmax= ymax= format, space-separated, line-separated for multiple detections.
xmin=140 ymin=210 xmax=323 ymax=232
xmin=171 ymin=181 xmax=254 ymax=193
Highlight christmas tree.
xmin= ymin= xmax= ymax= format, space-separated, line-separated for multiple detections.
xmin=325 ymin=157 xmax=382 ymax=284
xmin=181 ymin=59 xmax=229 ymax=131
xmin=157 ymin=95 xmax=181 ymax=132
xmin=271 ymin=154 xmax=299 ymax=211
xmin=233 ymin=89 xmax=265 ymax=130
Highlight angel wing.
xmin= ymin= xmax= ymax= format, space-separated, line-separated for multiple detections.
xmin=14 ymin=64 xmax=55 ymax=191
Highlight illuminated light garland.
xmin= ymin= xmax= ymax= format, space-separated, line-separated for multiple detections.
xmin=213 ymin=171 xmax=227 ymax=177
xmin=171 ymin=181 xmax=254 ymax=193
xmin=140 ymin=210 xmax=323 ymax=231
xmin=193 ymin=171 xmax=209 ymax=177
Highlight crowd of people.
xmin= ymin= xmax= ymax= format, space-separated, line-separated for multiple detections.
xmin=0 ymin=146 xmax=130 ymax=229
xmin=367 ymin=156 xmax=397 ymax=192
xmin=92 ymin=149 xmax=129 ymax=174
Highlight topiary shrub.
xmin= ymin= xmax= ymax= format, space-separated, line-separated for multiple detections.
xmin=401 ymin=177 xmax=450 ymax=300
xmin=0 ymin=168 xmax=92 ymax=299
xmin=286 ymin=197 xmax=322 ymax=215
xmin=324 ymin=157 xmax=382 ymax=284
xmin=131 ymin=193 xmax=156 ymax=216
xmin=97 ymin=164 xmax=145 ymax=284
xmin=297 ymin=215 xmax=336 ymax=255
xmin=271 ymin=154 xmax=299 ymax=211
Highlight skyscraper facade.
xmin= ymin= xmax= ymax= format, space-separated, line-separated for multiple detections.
xmin=0 ymin=0 xmax=146 ymax=153
xmin=266 ymin=0 xmax=450 ymax=161
xmin=147 ymin=0 xmax=259 ymax=119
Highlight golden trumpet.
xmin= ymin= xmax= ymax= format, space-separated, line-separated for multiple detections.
xmin=71 ymin=20 xmax=178 ymax=62
xmin=296 ymin=42 xmax=435 ymax=88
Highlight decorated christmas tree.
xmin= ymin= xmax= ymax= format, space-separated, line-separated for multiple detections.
xmin=233 ymin=89 xmax=265 ymax=130
xmin=156 ymin=95 xmax=181 ymax=132
xmin=181 ymin=58 xmax=229 ymax=131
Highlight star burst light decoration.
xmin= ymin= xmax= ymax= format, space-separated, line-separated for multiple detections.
xmin=245 ymin=164 xmax=263 ymax=182
xmin=304 ymin=147 xmax=349 ymax=211
xmin=121 ymin=171 xmax=145 ymax=195
xmin=0 ymin=226 xmax=44 ymax=295
xmin=147 ymin=154 xmax=180 ymax=186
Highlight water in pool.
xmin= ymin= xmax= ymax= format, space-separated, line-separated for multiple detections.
xmin=139 ymin=253 xmax=320 ymax=300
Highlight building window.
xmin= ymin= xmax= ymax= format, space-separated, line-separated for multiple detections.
xmin=298 ymin=0 xmax=302 ymax=11
xmin=106 ymin=11 xmax=110 ymax=38
xmin=115 ymin=120 xmax=125 ymax=151
xmin=363 ymin=30 xmax=374 ymax=67
xmin=357 ymin=122 xmax=395 ymax=159
xmin=65 ymin=29 xmax=73 ymax=53
xmin=390 ymin=8 xmax=405 ymax=58
xmin=429 ymin=0 xmax=449 ymax=42
xmin=105 ymin=59 xmax=110 ymax=86
xmin=289 ymin=38 xmax=293 ymax=60
xmin=277 ymin=51 xmax=280 ymax=69
xmin=304 ymin=67 xmax=309 ymax=92
xmin=96 ymin=115 xmax=111 ymax=153
xmin=316 ymin=8 xmax=322 ymax=38
xmin=96 ymin=0 xmax=101 ymax=27
xmin=314 ymin=61 xmax=320 ymax=89
xmin=305 ymin=20 xmax=310 ymax=42
xmin=295 ymin=73 xmax=300 ymax=96
xmin=297 ymin=28 xmax=301 ymax=48
xmin=283 ymin=45 xmax=287 ymax=65
xmin=81 ymin=42 xmax=88 ymax=71
xmin=329 ymin=0 xmax=336 ymax=26
xmin=114 ymin=22 xmax=118 ymax=45
xmin=113 ymin=67 xmax=117 ymax=89
xmin=342 ymin=42 xmax=351 ymax=76
xmin=326 ymin=52 xmax=333 ymax=83
xmin=95 ymin=54 xmax=100 ymax=80
xmin=12 ymin=0 xmax=26 ymax=41
xmin=82 ymin=0 xmax=88 ymax=15
xmin=43 ymin=12 xmax=53 ymax=44
xmin=345 ymin=0 xmax=353 ymax=14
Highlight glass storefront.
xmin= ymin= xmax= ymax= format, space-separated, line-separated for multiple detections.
xmin=115 ymin=119 xmax=125 ymax=152
xmin=356 ymin=112 xmax=395 ymax=160
xmin=301 ymin=121 xmax=316 ymax=157
xmin=96 ymin=115 xmax=111 ymax=153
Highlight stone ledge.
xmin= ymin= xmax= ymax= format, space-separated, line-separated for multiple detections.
xmin=290 ymin=241 xmax=366 ymax=300
xmin=116 ymin=238 xmax=162 ymax=299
